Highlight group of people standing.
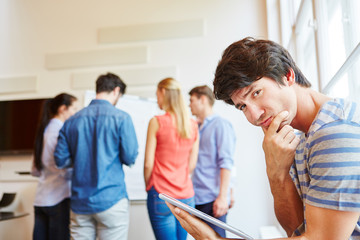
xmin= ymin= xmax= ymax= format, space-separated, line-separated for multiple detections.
xmin=30 ymin=36 xmax=360 ymax=240
xmin=31 ymin=73 xmax=236 ymax=240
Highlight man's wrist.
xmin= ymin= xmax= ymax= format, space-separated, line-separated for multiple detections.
xmin=217 ymin=193 xmax=227 ymax=201
xmin=268 ymin=173 xmax=294 ymax=195
xmin=267 ymin=167 xmax=289 ymax=184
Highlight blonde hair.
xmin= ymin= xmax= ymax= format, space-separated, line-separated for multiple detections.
xmin=158 ymin=78 xmax=192 ymax=139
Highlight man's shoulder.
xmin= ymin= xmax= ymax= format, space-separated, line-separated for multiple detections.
xmin=320 ymin=98 xmax=360 ymax=122
xmin=304 ymin=99 xmax=360 ymax=156
xmin=110 ymin=107 xmax=131 ymax=118
xmin=309 ymin=99 xmax=360 ymax=135
xmin=209 ymin=115 xmax=233 ymax=128
xmin=78 ymin=104 xmax=131 ymax=118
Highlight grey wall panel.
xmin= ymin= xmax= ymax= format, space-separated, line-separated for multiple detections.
xmin=45 ymin=47 xmax=148 ymax=70
xmin=98 ymin=19 xmax=204 ymax=43
xmin=0 ymin=76 xmax=37 ymax=94
xmin=71 ymin=66 xmax=177 ymax=90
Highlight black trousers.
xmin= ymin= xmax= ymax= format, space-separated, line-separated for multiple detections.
xmin=33 ymin=198 xmax=70 ymax=240
xmin=195 ymin=201 xmax=228 ymax=238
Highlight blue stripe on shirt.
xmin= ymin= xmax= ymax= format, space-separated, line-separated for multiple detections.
xmin=310 ymin=147 xmax=360 ymax=159
xmin=320 ymin=120 xmax=360 ymax=130
xmin=311 ymin=161 xmax=360 ymax=168
xmin=296 ymin=169 xmax=308 ymax=175
xmin=308 ymin=133 xmax=360 ymax=149
xmin=309 ymin=185 xmax=360 ymax=194
xmin=318 ymin=109 xmax=340 ymax=120
xmin=294 ymin=229 xmax=301 ymax=236
xmin=311 ymin=174 xmax=360 ymax=181
xmin=306 ymin=195 xmax=360 ymax=208
xmin=295 ymin=159 xmax=305 ymax=165
xmin=313 ymin=119 xmax=325 ymax=127
xmin=296 ymin=148 xmax=304 ymax=154
xmin=299 ymin=181 xmax=309 ymax=187
xmin=327 ymin=100 xmax=343 ymax=108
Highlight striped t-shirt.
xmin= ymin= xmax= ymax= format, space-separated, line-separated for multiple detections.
xmin=290 ymin=98 xmax=360 ymax=238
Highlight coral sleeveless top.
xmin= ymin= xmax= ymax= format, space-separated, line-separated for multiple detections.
xmin=146 ymin=113 xmax=198 ymax=199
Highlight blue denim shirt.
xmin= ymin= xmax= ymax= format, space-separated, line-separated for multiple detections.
xmin=192 ymin=114 xmax=236 ymax=205
xmin=54 ymin=99 xmax=139 ymax=214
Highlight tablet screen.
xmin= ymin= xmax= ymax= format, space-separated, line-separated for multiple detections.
xmin=159 ymin=193 xmax=253 ymax=239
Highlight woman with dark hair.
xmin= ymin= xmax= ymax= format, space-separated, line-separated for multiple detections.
xmin=31 ymin=93 xmax=77 ymax=240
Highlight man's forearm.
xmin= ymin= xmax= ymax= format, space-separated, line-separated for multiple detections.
xmin=218 ymin=168 xmax=231 ymax=198
xmin=269 ymin=174 xmax=304 ymax=236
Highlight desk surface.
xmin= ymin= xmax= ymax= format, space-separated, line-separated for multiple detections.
xmin=0 ymin=212 xmax=29 ymax=221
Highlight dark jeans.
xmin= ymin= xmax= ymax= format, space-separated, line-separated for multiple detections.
xmin=33 ymin=198 xmax=70 ymax=240
xmin=196 ymin=201 xmax=227 ymax=238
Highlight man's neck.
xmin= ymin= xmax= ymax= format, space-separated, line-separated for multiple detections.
xmin=96 ymin=92 xmax=114 ymax=105
xmin=291 ymin=86 xmax=331 ymax=133
xmin=197 ymin=107 xmax=213 ymax=125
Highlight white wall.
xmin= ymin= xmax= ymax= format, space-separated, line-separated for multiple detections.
xmin=0 ymin=0 xmax=280 ymax=239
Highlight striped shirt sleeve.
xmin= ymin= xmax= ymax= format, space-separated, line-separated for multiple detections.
xmin=306 ymin=118 xmax=360 ymax=211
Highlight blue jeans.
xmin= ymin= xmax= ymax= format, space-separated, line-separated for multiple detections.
xmin=195 ymin=201 xmax=227 ymax=238
xmin=147 ymin=187 xmax=194 ymax=240
xmin=33 ymin=198 xmax=70 ymax=240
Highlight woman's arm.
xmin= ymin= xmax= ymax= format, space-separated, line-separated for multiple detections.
xmin=144 ymin=117 xmax=159 ymax=186
xmin=188 ymin=129 xmax=199 ymax=174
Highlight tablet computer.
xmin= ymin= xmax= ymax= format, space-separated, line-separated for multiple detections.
xmin=159 ymin=193 xmax=253 ymax=239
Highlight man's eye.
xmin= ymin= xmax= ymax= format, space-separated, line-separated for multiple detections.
xmin=239 ymin=104 xmax=246 ymax=111
xmin=253 ymin=90 xmax=261 ymax=97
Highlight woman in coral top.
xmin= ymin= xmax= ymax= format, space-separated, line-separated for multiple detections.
xmin=144 ymin=78 xmax=199 ymax=240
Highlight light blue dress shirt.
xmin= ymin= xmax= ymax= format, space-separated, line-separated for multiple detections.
xmin=192 ymin=114 xmax=236 ymax=205
xmin=54 ymin=99 xmax=139 ymax=214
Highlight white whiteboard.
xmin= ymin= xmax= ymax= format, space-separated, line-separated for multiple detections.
xmin=84 ymin=91 xmax=162 ymax=200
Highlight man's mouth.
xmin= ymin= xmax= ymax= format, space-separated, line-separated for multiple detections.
xmin=260 ymin=117 xmax=273 ymax=128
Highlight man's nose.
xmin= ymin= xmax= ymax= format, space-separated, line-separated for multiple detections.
xmin=246 ymin=105 xmax=265 ymax=124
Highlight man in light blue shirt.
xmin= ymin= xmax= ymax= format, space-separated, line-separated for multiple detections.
xmin=55 ymin=73 xmax=139 ymax=240
xmin=189 ymin=85 xmax=236 ymax=238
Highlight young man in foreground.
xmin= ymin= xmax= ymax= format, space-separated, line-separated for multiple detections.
xmin=167 ymin=37 xmax=360 ymax=240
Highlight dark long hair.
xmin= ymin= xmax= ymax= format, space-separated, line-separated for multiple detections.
xmin=33 ymin=93 xmax=77 ymax=171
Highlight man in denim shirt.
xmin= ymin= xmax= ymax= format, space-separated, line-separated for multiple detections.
xmin=55 ymin=73 xmax=139 ymax=240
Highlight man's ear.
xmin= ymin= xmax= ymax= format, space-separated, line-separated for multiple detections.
xmin=113 ymin=86 xmax=121 ymax=96
xmin=286 ymin=68 xmax=295 ymax=86
xmin=200 ymin=95 xmax=207 ymax=104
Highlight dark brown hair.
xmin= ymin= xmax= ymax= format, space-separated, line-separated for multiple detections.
xmin=213 ymin=37 xmax=311 ymax=105
xmin=96 ymin=72 xmax=126 ymax=94
xmin=189 ymin=85 xmax=215 ymax=106
xmin=33 ymin=93 xmax=77 ymax=171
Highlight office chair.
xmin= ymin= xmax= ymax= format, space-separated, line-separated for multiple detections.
xmin=0 ymin=193 xmax=16 ymax=209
